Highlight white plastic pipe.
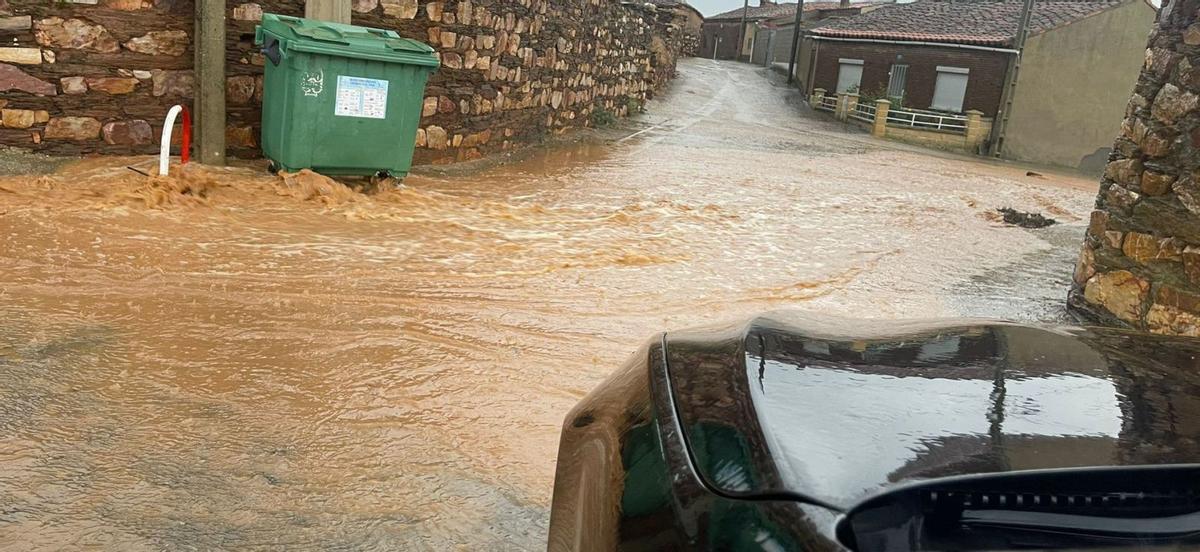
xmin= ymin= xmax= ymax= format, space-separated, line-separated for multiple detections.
xmin=159 ymin=105 xmax=184 ymax=176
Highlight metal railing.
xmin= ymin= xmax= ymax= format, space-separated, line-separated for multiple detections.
xmin=850 ymin=102 xmax=876 ymax=124
xmin=885 ymin=107 xmax=968 ymax=134
xmin=815 ymin=95 xmax=838 ymax=112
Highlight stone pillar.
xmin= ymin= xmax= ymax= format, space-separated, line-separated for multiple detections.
xmin=835 ymin=92 xmax=857 ymax=121
xmin=811 ymin=88 xmax=826 ymax=106
xmin=1069 ymin=3 xmax=1200 ymax=335
xmin=964 ymin=110 xmax=986 ymax=148
xmin=872 ymin=99 xmax=890 ymax=138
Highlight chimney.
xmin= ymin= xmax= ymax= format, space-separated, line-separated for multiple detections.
xmin=760 ymin=0 xmax=776 ymax=5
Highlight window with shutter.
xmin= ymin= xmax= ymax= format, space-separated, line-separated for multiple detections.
xmin=837 ymin=59 xmax=864 ymax=93
xmin=932 ymin=66 xmax=969 ymax=113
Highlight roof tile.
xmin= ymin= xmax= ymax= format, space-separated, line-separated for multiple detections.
xmin=709 ymin=2 xmax=800 ymax=20
xmin=810 ymin=0 xmax=1126 ymax=46
xmin=708 ymin=1 xmax=889 ymax=20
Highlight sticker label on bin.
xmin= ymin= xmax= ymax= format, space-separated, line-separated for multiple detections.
xmin=334 ymin=76 xmax=388 ymax=119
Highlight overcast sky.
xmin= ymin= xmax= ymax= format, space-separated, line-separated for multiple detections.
xmin=691 ymin=0 xmax=1159 ymax=17
xmin=691 ymin=0 xmax=749 ymax=17
xmin=687 ymin=0 xmax=931 ymax=17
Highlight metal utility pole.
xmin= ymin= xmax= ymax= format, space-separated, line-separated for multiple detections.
xmin=305 ymin=0 xmax=352 ymax=24
xmin=764 ymin=29 xmax=773 ymax=67
xmin=988 ymin=0 xmax=1035 ymax=157
xmin=736 ymin=0 xmax=750 ymax=62
xmin=195 ymin=0 xmax=226 ymax=166
xmin=786 ymin=0 xmax=805 ymax=83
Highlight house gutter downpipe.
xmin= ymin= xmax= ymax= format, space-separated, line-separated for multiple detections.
xmin=809 ymin=35 xmax=1021 ymax=54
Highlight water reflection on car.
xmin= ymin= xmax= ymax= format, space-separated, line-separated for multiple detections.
xmin=547 ymin=311 xmax=1200 ymax=551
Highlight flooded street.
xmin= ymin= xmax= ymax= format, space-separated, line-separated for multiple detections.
xmin=0 ymin=58 xmax=1098 ymax=550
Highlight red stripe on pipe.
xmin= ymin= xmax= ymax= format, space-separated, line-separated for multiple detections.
xmin=181 ymin=107 xmax=192 ymax=165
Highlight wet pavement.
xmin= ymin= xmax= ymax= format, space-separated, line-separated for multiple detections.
xmin=0 ymin=58 xmax=1099 ymax=550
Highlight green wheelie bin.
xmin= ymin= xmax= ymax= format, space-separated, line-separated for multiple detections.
xmin=255 ymin=13 xmax=439 ymax=178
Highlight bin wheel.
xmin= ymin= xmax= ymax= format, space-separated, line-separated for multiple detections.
xmin=369 ymin=171 xmax=401 ymax=192
xmin=267 ymin=161 xmax=280 ymax=175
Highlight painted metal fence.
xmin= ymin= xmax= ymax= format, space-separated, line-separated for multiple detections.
xmin=850 ymin=102 xmax=876 ymax=124
xmin=808 ymin=91 xmax=989 ymax=154
xmin=815 ymin=95 xmax=838 ymax=113
xmin=885 ymin=107 xmax=968 ymax=134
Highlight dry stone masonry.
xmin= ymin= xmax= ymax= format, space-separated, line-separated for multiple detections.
xmin=1071 ymin=0 xmax=1200 ymax=335
xmin=0 ymin=0 xmax=683 ymax=163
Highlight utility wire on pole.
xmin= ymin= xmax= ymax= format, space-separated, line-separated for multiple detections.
xmin=736 ymin=0 xmax=751 ymax=62
xmin=787 ymin=0 xmax=805 ymax=83
xmin=989 ymin=0 xmax=1035 ymax=157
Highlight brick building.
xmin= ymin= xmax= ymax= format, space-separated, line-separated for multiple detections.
xmin=750 ymin=1 xmax=891 ymax=76
xmin=701 ymin=0 xmax=799 ymax=61
xmin=703 ymin=0 xmax=886 ymax=62
xmin=805 ymin=0 xmax=1155 ymax=171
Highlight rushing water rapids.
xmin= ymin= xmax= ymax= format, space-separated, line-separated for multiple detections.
xmin=0 ymin=59 xmax=1099 ymax=550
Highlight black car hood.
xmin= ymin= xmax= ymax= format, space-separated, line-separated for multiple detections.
xmin=663 ymin=311 xmax=1200 ymax=511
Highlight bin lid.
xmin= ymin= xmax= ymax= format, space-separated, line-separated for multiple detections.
xmin=258 ymin=13 xmax=439 ymax=68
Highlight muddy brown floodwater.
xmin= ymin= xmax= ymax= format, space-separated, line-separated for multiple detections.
xmin=0 ymin=59 xmax=1098 ymax=550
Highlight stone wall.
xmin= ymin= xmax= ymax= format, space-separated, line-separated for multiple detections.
xmin=1070 ymin=0 xmax=1200 ymax=335
xmin=678 ymin=4 xmax=701 ymax=56
xmin=0 ymin=0 xmax=682 ymax=164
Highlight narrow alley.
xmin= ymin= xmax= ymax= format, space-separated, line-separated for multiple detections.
xmin=0 ymin=59 xmax=1098 ymax=550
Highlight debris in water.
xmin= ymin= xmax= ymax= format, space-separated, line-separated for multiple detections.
xmin=1026 ymin=171 xmax=1044 ymax=178
xmin=997 ymin=207 xmax=1056 ymax=228
xmin=125 ymin=163 xmax=219 ymax=208
xmin=276 ymin=169 xmax=361 ymax=206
